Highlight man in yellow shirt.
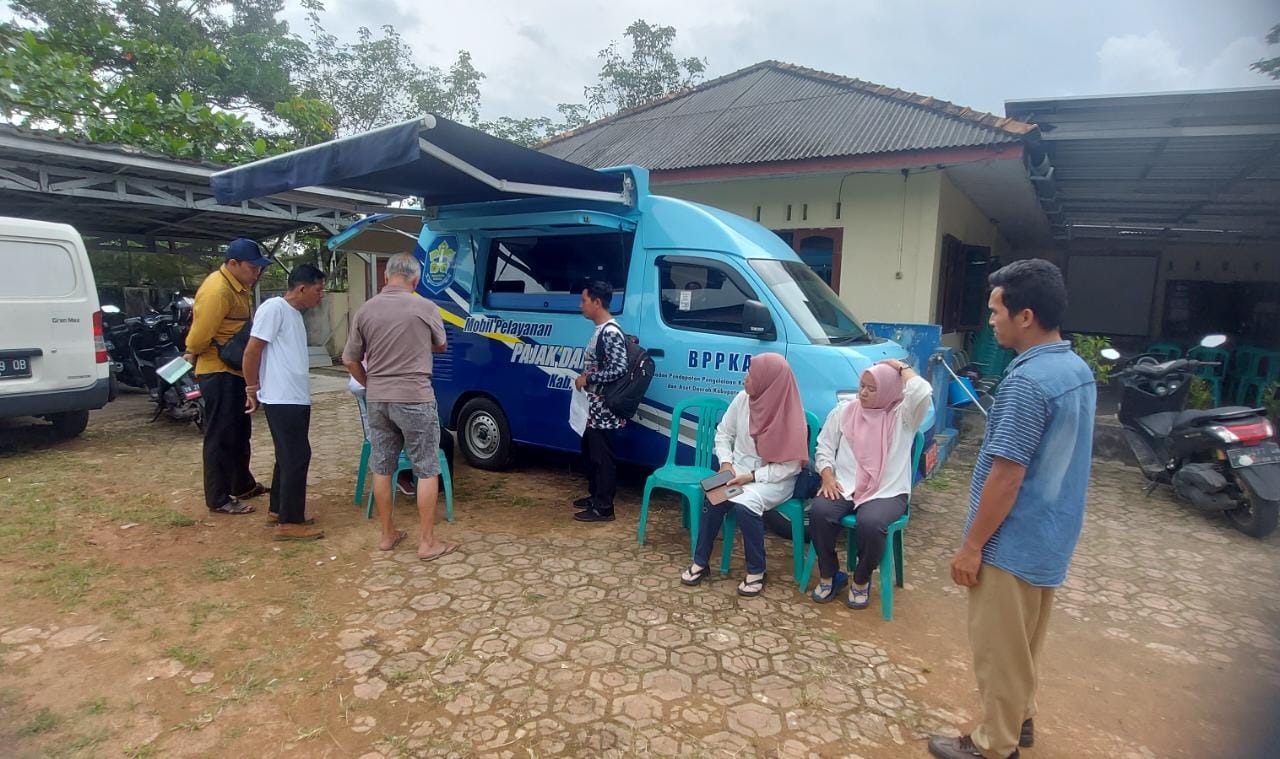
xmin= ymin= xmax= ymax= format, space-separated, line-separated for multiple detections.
xmin=183 ymin=239 xmax=271 ymax=514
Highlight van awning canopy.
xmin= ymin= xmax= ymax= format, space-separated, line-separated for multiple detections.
xmin=210 ymin=116 xmax=629 ymax=208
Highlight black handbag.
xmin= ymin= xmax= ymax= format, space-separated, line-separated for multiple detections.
xmin=792 ymin=463 xmax=822 ymax=501
xmin=215 ymin=319 xmax=252 ymax=370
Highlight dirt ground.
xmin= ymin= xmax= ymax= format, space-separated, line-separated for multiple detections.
xmin=1 ymin=384 xmax=1277 ymax=758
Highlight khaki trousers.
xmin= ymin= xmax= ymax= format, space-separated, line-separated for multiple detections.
xmin=968 ymin=564 xmax=1055 ymax=759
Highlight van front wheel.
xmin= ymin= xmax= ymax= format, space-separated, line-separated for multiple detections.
xmin=49 ymin=410 xmax=90 ymax=439
xmin=457 ymin=398 xmax=512 ymax=471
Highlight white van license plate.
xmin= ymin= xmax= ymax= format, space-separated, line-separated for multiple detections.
xmin=0 ymin=356 xmax=32 ymax=379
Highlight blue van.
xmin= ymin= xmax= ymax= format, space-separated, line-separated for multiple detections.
xmin=211 ymin=116 xmax=910 ymax=470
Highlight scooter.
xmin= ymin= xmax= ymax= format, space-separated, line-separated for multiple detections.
xmin=101 ymin=304 xmax=204 ymax=430
xmin=1103 ymin=336 xmax=1280 ymax=538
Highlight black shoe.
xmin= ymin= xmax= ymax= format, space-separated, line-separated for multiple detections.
xmin=928 ymin=734 xmax=1018 ymax=759
xmin=573 ymin=496 xmax=594 ymax=510
xmin=573 ymin=507 xmax=615 ymax=523
xmin=1020 ymin=719 xmax=1034 ymax=748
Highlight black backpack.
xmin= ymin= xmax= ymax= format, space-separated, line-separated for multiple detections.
xmin=593 ymin=324 xmax=655 ymax=420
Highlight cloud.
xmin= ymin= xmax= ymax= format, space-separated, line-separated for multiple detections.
xmin=1097 ymin=30 xmax=1273 ymax=94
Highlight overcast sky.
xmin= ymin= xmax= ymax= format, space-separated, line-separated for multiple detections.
xmin=272 ymin=0 xmax=1277 ymax=122
xmin=4 ymin=1 xmax=1275 ymax=121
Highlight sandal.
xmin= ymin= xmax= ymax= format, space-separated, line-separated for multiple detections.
xmin=737 ymin=572 xmax=767 ymax=597
xmin=419 ymin=542 xmax=460 ymax=562
xmin=235 ymin=483 xmax=270 ymax=500
xmin=810 ymin=571 xmax=848 ymax=604
xmin=846 ymin=581 xmax=871 ymax=610
xmin=209 ymin=499 xmax=254 ymax=515
xmin=680 ymin=564 xmax=709 ymax=586
xmin=378 ymin=530 xmax=408 ymax=551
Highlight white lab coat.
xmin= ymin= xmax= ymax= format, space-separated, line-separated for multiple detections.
xmin=814 ymin=374 xmax=933 ymax=505
xmin=714 ymin=391 xmax=803 ymax=516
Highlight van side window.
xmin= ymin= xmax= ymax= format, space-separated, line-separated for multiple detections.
xmin=483 ymin=232 xmax=632 ymax=312
xmin=657 ymin=257 xmax=760 ymax=335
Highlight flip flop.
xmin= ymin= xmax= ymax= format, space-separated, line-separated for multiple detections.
xmin=419 ymin=543 xmax=459 ymax=562
xmin=737 ymin=572 xmax=767 ymax=597
xmin=235 ymin=483 xmax=270 ymax=500
xmin=810 ymin=571 xmax=848 ymax=604
xmin=680 ymin=564 xmax=709 ymax=586
xmin=264 ymin=515 xmax=316 ymax=527
xmin=378 ymin=530 xmax=408 ymax=552
xmin=209 ymin=500 xmax=254 ymax=515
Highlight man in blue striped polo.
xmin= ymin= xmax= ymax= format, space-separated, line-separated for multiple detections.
xmin=930 ymin=260 xmax=1096 ymax=759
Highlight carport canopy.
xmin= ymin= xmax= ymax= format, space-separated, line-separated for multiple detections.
xmin=0 ymin=124 xmax=398 ymax=257
xmin=1007 ymin=87 xmax=1280 ymax=244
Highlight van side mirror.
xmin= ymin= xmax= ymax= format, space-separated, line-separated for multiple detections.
xmin=1200 ymin=334 xmax=1227 ymax=349
xmin=742 ymin=299 xmax=776 ymax=340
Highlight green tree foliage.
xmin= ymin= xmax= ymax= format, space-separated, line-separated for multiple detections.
xmin=1251 ymin=23 xmax=1280 ymax=79
xmin=297 ymin=1 xmax=483 ymax=136
xmin=479 ymin=19 xmax=706 ymax=146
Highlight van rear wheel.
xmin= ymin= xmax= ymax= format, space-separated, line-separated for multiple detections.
xmin=49 ymin=410 xmax=89 ymax=439
xmin=457 ymin=398 xmax=512 ymax=471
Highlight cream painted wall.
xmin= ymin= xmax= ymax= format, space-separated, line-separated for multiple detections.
xmin=660 ymin=169 xmax=1009 ymax=332
xmin=658 ymin=171 xmax=955 ymax=325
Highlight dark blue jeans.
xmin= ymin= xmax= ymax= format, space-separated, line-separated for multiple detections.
xmin=692 ymin=500 xmax=766 ymax=575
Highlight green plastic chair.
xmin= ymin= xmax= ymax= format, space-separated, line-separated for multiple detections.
xmin=636 ymin=395 xmax=730 ymax=560
xmin=1144 ymin=342 xmax=1182 ymax=361
xmin=718 ymin=410 xmax=823 ymax=588
xmin=1188 ymin=346 xmax=1230 ymax=406
xmin=969 ymin=324 xmax=1015 ymax=393
xmin=1235 ymin=352 xmax=1280 ymax=407
xmin=354 ymin=396 xmax=453 ymax=522
xmin=797 ymin=431 xmax=926 ymax=621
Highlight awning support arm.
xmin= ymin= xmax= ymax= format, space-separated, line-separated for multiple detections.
xmin=416 ymin=138 xmax=631 ymax=206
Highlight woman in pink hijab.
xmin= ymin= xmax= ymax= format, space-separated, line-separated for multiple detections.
xmin=809 ymin=359 xmax=933 ymax=607
xmin=680 ymin=353 xmax=808 ymax=597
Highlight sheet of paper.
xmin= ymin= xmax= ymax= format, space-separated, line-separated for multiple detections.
xmin=569 ymin=386 xmax=588 ymax=437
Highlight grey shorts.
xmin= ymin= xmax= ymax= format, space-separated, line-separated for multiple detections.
xmin=367 ymin=401 xmax=441 ymax=479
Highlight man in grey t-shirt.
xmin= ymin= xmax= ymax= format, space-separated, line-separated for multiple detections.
xmin=343 ymin=252 xmax=457 ymax=561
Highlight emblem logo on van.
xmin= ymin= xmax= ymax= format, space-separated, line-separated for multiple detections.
xmin=421 ymin=236 xmax=459 ymax=294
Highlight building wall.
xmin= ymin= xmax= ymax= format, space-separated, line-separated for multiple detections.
xmin=1009 ymin=241 xmax=1280 ymax=339
xmin=659 ymin=169 xmax=1009 ymax=336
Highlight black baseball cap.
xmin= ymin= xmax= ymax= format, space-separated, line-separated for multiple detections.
xmin=224 ymin=238 xmax=272 ymax=267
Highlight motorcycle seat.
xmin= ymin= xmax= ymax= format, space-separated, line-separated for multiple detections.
xmin=1137 ymin=407 xmax=1259 ymax=438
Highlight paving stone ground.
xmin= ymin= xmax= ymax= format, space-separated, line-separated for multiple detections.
xmin=2 ymin=385 xmax=1278 ymax=758
xmin=299 ymin=390 xmax=1279 ymax=758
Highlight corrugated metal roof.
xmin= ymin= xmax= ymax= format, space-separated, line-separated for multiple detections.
xmin=540 ymin=61 xmax=1033 ymax=170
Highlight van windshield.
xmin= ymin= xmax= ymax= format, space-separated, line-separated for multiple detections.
xmin=749 ymin=259 xmax=870 ymax=345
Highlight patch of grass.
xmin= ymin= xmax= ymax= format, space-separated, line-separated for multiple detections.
xmin=123 ymin=742 xmax=157 ymax=758
xmin=923 ymin=467 xmax=957 ymax=492
xmin=188 ymin=600 xmax=240 ymax=631
xmin=524 ymin=592 xmax=547 ymax=603
xmin=296 ymin=725 xmax=324 ymax=741
xmin=77 ymin=698 xmax=108 ymax=716
xmin=162 ymin=643 xmax=210 ymax=670
xmin=17 ymin=706 xmax=61 ymax=736
xmin=383 ymin=669 xmax=415 ymax=687
xmin=17 ymin=560 xmax=107 ymax=608
xmin=158 ymin=510 xmax=198 ymax=528
xmin=0 ymin=686 xmax=20 ymax=707
xmin=50 ymin=728 xmax=109 ymax=757
xmin=200 ymin=558 xmax=237 ymax=582
xmin=426 ymin=683 xmax=463 ymax=704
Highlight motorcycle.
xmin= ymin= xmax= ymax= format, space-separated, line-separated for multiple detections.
xmin=1103 ymin=335 xmax=1280 ymax=538
xmin=102 ymin=298 xmax=204 ymax=430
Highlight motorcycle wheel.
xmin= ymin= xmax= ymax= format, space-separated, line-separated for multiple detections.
xmin=1226 ymin=482 xmax=1279 ymax=539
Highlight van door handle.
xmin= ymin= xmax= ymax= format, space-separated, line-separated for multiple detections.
xmin=648 ymin=349 xmax=665 ymax=357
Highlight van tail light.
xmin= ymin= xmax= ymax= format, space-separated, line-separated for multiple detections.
xmin=93 ymin=311 xmax=108 ymax=364
xmin=1210 ymin=420 xmax=1275 ymax=446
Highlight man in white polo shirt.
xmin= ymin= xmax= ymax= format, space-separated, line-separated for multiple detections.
xmin=242 ymin=264 xmax=326 ymax=541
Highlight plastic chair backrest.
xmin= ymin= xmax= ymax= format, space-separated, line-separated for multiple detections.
xmin=1188 ymin=346 xmax=1230 ymax=379
xmin=665 ymin=395 xmax=730 ymax=469
xmin=805 ymin=410 xmax=821 ymax=459
xmin=355 ymin=394 xmax=370 ymax=441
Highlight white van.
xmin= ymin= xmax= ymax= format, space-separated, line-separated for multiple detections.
xmin=0 ymin=217 xmax=111 ymax=438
